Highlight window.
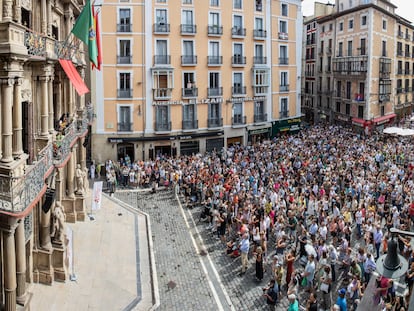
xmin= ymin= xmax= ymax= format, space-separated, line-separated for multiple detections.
xmin=360 ymin=38 xmax=366 ymax=55
xmin=118 ymin=8 xmax=131 ymax=32
xmin=155 ymin=40 xmax=169 ymax=64
xmin=119 ymin=72 xmax=132 ymax=98
xmin=182 ymin=100 xmax=196 ymax=128
xmin=382 ymin=40 xmax=387 ymax=57
xmin=208 ymin=72 xmax=221 ymax=96
xmin=156 ymin=106 xmax=170 ymax=130
xmin=182 ymin=0 xmax=192 ymax=4
xmin=233 ymin=103 xmax=243 ymax=122
xmin=322 ymin=25 xmax=325 ymax=33
xmin=279 ymin=20 xmax=287 ymax=34
xmin=233 ymin=72 xmax=243 ymax=94
xmin=152 ymin=70 xmax=173 ymax=99
xmin=233 ymin=0 xmax=242 ymax=9
xmin=347 ymin=41 xmax=353 ymax=56
xmin=382 ymin=19 xmax=387 ymax=30
xmin=118 ymin=106 xmax=132 ymax=132
xmin=338 ymin=42 xmax=343 ymax=56
xmin=254 ymin=101 xmax=265 ymax=121
xmin=183 ymin=41 xmax=194 ymax=56
xmin=210 ymin=0 xmax=219 ymax=6
xmin=156 ymin=0 xmax=166 ymax=2
xmin=339 ymin=22 xmax=343 ymax=32
xmin=280 ymin=98 xmax=288 ymax=117
xmin=209 ymin=41 xmax=220 ymax=56
xmin=254 ymin=69 xmax=268 ymax=87
xmin=182 ymin=10 xmax=194 ymax=25
xmin=329 ymin=23 xmax=333 ymax=31
xmin=279 ymin=45 xmax=288 ymax=64
xmin=349 ymin=19 xmax=353 ymax=30
xmin=361 ymin=15 xmax=367 ymax=26
xmin=336 ymin=102 xmax=341 ymax=113
xmin=256 ymin=0 xmax=262 ymax=11
xmin=119 ymin=40 xmax=131 ymax=64
xmin=346 ymin=81 xmax=351 ymax=99
xmin=156 ymin=9 xmax=167 ymax=25
xmin=208 ymin=103 xmax=221 ymax=124
xmin=234 ymin=15 xmax=243 ymax=29
xmin=255 ymin=17 xmax=263 ymax=30
xmin=281 ymin=3 xmax=288 ymax=16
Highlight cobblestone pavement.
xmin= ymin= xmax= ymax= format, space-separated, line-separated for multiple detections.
xmin=115 ymin=189 xmax=407 ymax=311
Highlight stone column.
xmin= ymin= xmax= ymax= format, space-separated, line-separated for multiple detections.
xmin=13 ymin=0 xmax=21 ymax=23
xmin=40 ymin=76 xmax=49 ymax=137
xmin=15 ymin=220 xmax=26 ymax=305
xmin=47 ymin=0 xmax=52 ymax=36
xmin=39 ymin=204 xmax=52 ymax=250
xmin=4 ymin=228 xmax=17 ymax=311
xmin=41 ymin=0 xmax=47 ymax=34
xmin=3 ymin=0 xmax=13 ymax=21
xmin=2 ymin=78 xmax=14 ymax=163
xmin=12 ymin=78 xmax=23 ymax=157
xmin=54 ymin=80 xmax=62 ymax=123
xmin=48 ymin=76 xmax=54 ymax=133
xmin=67 ymin=150 xmax=75 ymax=198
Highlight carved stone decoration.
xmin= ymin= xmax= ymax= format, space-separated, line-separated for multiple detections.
xmin=13 ymin=0 xmax=22 ymax=23
xmin=21 ymin=0 xmax=31 ymax=10
xmin=21 ymin=89 xmax=32 ymax=102
xmin=3 ymin=0 xmax=13 ymax=20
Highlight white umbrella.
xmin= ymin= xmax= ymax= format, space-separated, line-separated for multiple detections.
xmin=397 ymin=128 xmax=414 ymax=136
xmin=383 ymin=127 xmax=401 ymax=134
xmin=410 ymin=116 xmax=414 ymax=121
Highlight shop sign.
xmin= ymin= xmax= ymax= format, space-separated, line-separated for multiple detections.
xmin=249 ymin=128 xmax=269 ymax=135
xmin=152 ymin=97 xmax=224 ymax=106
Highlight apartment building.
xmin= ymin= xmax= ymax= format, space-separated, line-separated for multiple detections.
xmin=0 ymin=0 xmax=92 ymax=309
xmin=302 ymin=0 xmax=414 ymax=133
xmin=92 ymin=0 xmax=303 ymax=162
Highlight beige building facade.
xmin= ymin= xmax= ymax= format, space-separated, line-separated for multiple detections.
xmin=302 ymin=0 xmax=414 ymax=133
xmin=92 ymin=0 xmax=303 ymax=163
xmin=0 ymin=0 xmax=93 ymax=309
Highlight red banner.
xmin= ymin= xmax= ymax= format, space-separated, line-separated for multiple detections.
xmin=58 ymin=59 xmax=89 ymax=96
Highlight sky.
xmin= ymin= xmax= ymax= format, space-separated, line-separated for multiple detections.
xmin=302 ymin=0 xmax=414 ymax=23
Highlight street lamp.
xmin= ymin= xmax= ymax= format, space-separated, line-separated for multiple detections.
xmin=376 ymin=228 xmax=409 ymax=279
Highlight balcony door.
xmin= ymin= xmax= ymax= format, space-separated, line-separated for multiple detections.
xmin=183 ymin=41 xmax=194 ymax=57
xmin=118 ymin=106 xmax=131 ymax=131
xmin=156 ymin=9 xmax=167 ymax=24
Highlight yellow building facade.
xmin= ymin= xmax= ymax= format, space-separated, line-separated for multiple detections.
xmin=302 ymin=0 xmax=414 ymax=132
xmin=92 ymin=0 xmax=303 ymax=162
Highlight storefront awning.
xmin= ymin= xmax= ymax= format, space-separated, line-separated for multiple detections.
xmin=351 ymin=118 xmax=366 ymax=126
xmin=372 ymin=113 xmax=396 ymax=125
xmin=58 ymin=59 xmax=89 ymax=96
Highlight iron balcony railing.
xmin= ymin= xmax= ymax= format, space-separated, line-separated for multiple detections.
xmin=208 ymin=87 xmax=223 ymax=97
xmin=53 ymin=121 xmax=77 ymax=166
xmin=117 ymin=23 xmax=132 ymax=32
xmin=0 ymin=144 xmax=53 ymax=213
xmin=279 ymin=57 xmax=289 ymax=65
xmin=207 ymin=117 xmax=223 ymax=128
xmin=154 ymin=55 xmax=171 ymax=65
xmin=207 ymin=25 xmax=223 ymax=35
xmin=208 ymin=56 xmax=223 ymax=65
xmin=232 ymin=115 xmax=246 ymax=125
xmin=182 ymin=119 xmax=198 ymax=130
xmin=280 ymin=84 xmax=289 ymax=92
xmin=181 ymin=55 xmax=197 ymax=65
xmin=232 ymin=86 xmax=246 ymax=95
xmin=153 ymin=23 xmax=170 ymax=33
xmin=232 ymin=27 xmax=246 ymax=37
xmin=280 ymin=110 xmax=289 ymax=119
xmin=182 ymin=87 xmax=198 ymax=98
xmin=117 ymin=89 xmax=133 ymax=98
xmin=181 ymin=24 xmax=197 ymax=34
xmin=254 ymin=86 xmax=268 ymax=95
xmin=253 ymin=56 xmax=267 ymax=64
xmin=254 ymin=113 xmax=267 ymax=123
xmin=117 ymin=122 xmax=133 ymax=132
xmin=153 ymin=88 xmax=172 ymax=99
xmin=253 ymin=29 xmax=267 ymax=39
xmin=155 ymin=121 xmax=171 ymax=132
xmin=117 ymin=55 xmax=132 ymax=64
xmin=232 ymin=55 xmax=246 ymax=65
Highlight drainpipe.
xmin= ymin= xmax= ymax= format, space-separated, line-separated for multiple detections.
xmin=141 ymin=0 xmax=146 ymax=161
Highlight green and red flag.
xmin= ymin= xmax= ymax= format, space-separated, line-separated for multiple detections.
xmin=92 ymin=4 xmax=102 ymax=70
xmin=71 ymin=0 xmax=98 ymax=68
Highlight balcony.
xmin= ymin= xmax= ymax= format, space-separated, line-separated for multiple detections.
xmin=207 ymin=87 xmax=223 ymax=97
xmin=117 ymin=122 xmax=133 ymax=132
xmin=232 ymin=55 xmax=246 ymax=66
xmin=379 ymin=94 xmax=390 ymax=102
xmin=117 ymin=55 xmax=132 ymax=64
xmin=153 ymin=88 xmax=172 ymax=100
xmin=153 ymin=23 xmax=170 ymax=34
xmin=207 ymin=117 xmax=223 ymax=128
xmin=254 ymin=113 xmax=267 ymax=123
xmin=279 ymin=57 xmax=289 ymax=65
xmin=397 ymin=50 xmax=404 ymax=57
xmin=398 ymin=31 xmax=404 ymax=38
xmin=253 ymin=29 xmax=267 ymax=39
xmin=232 ymin=86 xmax=246 ymax=96
xmin=397 ymin=69 xmax=403 ymax=75
xmin=280 ymin=110 xmax=289 ymax=119
xmin=207 ymin=56 xmax=223 ymax=66
xmin=154 ymin=55 xmax=171 ymax=65
xmin=182 ymin=87 xmax=198 ymax=98
xmin=181 ymin=24 xmax=197 ymax=35
xmin=117 ymin=89 xmax=133 ymax=98
xmin=155 ymin=121 xmax=171 ymax=132
xmin=278 ymin=32 xmax=288 ymax=40
xmin=207 ymin=25 xmax=223 ymax=36
xmin=279 ymin=84 xmax=289 ymax=92
xmin=0 ymin=144 xmax=53 ymax=214
xmin=181 ymin=55 xmax=197 ymax=66
xmin=53 ymin=121 xmax=77 ymax=165
xmin=24 ymin=29 xmax=47 ymax=57
xmin=231 ymin=27 xmax=246 ymax=38
xmin=253 ymin=56 xmax=267 ymax=65
xmin=117 ymin=24 xmax=132 ymax=32
xmin=232 ymin=115 xmax=246 ymax=126
xmin=254 ymin=86 xmax=268 ymax=95
xmin=182 ymin=119 xmax=198 ymax=130
xmin=406 ymin=52 xmax=411 ymax=58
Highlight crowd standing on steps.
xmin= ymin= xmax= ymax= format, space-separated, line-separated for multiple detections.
xmin=91 ymin=125 xmax=414 ymax=310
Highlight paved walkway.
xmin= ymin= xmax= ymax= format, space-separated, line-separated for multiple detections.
xmin=30 ymin=190 xmax=156 ymax=311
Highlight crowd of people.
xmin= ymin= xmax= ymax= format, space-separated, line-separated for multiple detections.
xmin=91 ymin=125 xmax=414 ymax=311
